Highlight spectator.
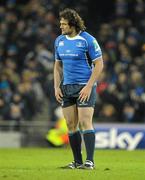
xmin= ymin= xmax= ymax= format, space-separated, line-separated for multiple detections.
xmin=0 ymin=0 xmax=145 ymax=123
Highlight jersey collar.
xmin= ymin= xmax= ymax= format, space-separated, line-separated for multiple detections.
xmin=66 ymin=31 xmax=82 ymax=40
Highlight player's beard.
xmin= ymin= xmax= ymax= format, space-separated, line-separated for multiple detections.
xmin=61 ymin=30 xmax=70 ymax=35
xmin=61 ymin=28 xmax=74 ymax=36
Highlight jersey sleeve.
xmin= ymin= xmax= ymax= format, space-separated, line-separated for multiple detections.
xmin=54 ymin=38 xmax=61 ymax=61
xmin=87 ymin=36 xmax=102 ymax=61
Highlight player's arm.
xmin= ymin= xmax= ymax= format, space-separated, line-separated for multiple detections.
xmin=79 ymin=35 xmax=104 ymax=102
xmin=54 ymin=60 xmax=63 ymax=103
xmin=79 ymin=57 xmax=103 ymax=102
xmin=87 ymin=57 xmax=103 ymax=87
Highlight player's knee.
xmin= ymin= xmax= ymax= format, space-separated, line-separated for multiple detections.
xmin=66 ymin=120 xmax=78 ymax=132
xmin=79 ymin=120 xmax=92 ymax=130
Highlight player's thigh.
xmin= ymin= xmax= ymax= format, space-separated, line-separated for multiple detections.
xmin=62 ymin=104 xmax=78 ymax=130
xmin=78 ymin=107 xmax=94 ymax=129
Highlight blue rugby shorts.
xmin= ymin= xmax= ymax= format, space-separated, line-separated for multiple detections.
xmin=60 ymin=84 xmax=97 ymax=108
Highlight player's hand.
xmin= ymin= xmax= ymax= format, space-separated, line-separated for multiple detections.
xmin=79 ymin=85 xmax=92 ymax=102
xmin=55 ymin=87 xmax=63 ymax=103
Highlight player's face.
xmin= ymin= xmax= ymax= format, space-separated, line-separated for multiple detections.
xmin=60 ymin=18 xmax=74 ymax=36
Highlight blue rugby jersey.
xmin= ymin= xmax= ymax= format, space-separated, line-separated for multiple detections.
xmin=55 ymin=31 xmax=102 ymax=85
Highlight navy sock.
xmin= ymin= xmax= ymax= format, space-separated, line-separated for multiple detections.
xmin=83 ymin=130 xmax=95 ymax=163
xmin=69 ymin=131 xmax=83 ymax=164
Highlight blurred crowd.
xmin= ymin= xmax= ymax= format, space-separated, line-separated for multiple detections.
xmin=0 ymin=0 xmax=145 ymax=124
xmin=94 ymin=0 xmax=145 ymax=123
xmin=0 ymin=0 xmax=58 ymax=124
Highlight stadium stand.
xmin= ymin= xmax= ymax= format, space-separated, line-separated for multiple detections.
xmin=0 ymin=0 xmax=145 ymax=130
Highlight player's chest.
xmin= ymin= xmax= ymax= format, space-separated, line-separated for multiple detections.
xmin=57 ymin=40 xmax=87 ymax=59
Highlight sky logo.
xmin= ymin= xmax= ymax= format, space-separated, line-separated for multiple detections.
xmin=95 ymin=128 xmax=144 ymax=150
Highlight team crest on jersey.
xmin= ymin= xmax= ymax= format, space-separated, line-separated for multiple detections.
xmin=59 ymin=41 xmax=64 ymax=46
xmin=76 ymin=41 xmax=84 ymax=47
xmin=66 ymin=49 xmax=71 ymax=53
xmin=93 ymin=39 xmax=99 ymax=51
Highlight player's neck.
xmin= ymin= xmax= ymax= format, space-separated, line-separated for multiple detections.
xmin=68 ymin=30 xmax=78 ymax=38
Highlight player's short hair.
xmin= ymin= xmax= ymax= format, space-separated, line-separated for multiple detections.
xmin=59 ymin=8 xmax=86 ymax=33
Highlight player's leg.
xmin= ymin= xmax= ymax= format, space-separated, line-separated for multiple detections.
xmin=62 ymin=104 xmax=78 ymax=132
xmin=77 ymin=85 xmax=96 ymax=169
xmin=78 ymin=107 xmax=95 ymax=166
xmin=62 ymin=105 xmax=83 ymax=166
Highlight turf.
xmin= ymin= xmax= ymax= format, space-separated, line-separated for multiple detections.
xmin=0 ymin=148 xmax=145 ymax=180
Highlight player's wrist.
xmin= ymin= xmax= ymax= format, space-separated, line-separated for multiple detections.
xmin=86 ymin=82 xmax=94 ymax=88
xmin=54 ymin=86 xmax=60 ymax=90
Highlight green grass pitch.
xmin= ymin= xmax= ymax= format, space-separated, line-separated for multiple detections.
xmin=0 ymin=148 xmax=145 ymax=180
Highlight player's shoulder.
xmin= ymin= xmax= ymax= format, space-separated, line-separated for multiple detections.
xmin=55 ymin=35 xmax=65 ymax=45
xmin=80 ymin=31 xmax=95 ymax=41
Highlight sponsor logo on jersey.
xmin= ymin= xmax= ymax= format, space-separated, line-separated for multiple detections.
xmin=60 ymin=53 xmax=78 ymax=57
